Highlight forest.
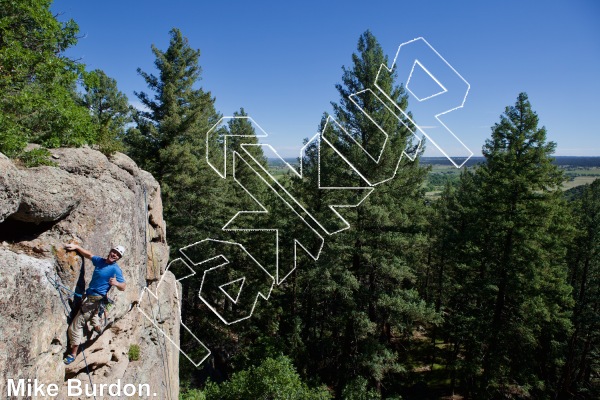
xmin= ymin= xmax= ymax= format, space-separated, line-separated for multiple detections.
xmin=1 ymin=1 xmax=598 ymax=399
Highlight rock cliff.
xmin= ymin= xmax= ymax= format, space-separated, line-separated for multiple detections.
xmin=0 ymin=148 xmax=179 ymax=399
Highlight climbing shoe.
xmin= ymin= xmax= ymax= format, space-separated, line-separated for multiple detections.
xmin=63 ymin=354 xmax=76 ymax=365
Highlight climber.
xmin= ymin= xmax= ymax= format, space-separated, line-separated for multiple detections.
xmin=63 ymin=243 xmax=127 ymax=365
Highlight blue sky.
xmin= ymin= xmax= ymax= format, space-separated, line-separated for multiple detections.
xmin=53 ymin=0 xmax=600 ymax=158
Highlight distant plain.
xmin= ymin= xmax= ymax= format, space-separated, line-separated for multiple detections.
xmin=267 ymin=157 xmax=600 ymax=198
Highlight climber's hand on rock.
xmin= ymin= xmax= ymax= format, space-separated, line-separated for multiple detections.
xmin=64 ymin=243 xmax=93 ymax=259
xmin=64 ymin=243 xmax=78 ymax=251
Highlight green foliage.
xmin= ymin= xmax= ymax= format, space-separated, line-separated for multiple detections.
xmin=0 ymin=113 xmax=26 ymax=157
xmin=558 ymin=179 xmax=600 ymax=398
xmin=125 ymin=28 xmax=216 ymax=179
xmin=433 ymin=93 xmax=574 ymax=398
xmin=124 ymin=30 xmax=278 ymax=388
xmin=179 ymin=388 xmax=206 ymax=400
xmin=271 ymin=30 xmax=438 ymax=397
xmin=19 ymin=147 xmax=55 ymax=167
xmin=80 ymin=69 xmax=131 ymax=155
xmin=4 ymin=5 xmax=596 ymax=399
xmin=128 ymin=344 xmax=140 ymax=361
xmin=424 ymin=172 xmax=459 ymax=192
xmin=125 ymin=28 xmax=224 ymax=250
xmin=0 ymin=0 xmax=95 ymax=155
xmin=201 ymin=356 xmax=331 ymax=400
xmin=563 ymin=184 xmax=587 ymax=201
xmin=341 ymin=377 xmax=382 ymax=400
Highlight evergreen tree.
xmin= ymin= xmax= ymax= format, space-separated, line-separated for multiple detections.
xmin=222 ymin=108 xmax=269 ymax=213
xmin=433 ymin=169 xmax=490 ymax=393
xmin=126 ymin=28 xmax=217 ymax=180
xmin=80 ymin=69 xmax=132 ymax=154
xmin=125 ymin=28 xmax=223 ymax=251
xmin=284 ymin=31 xmax=438 ymax=396
xmin=439 ymin=93 xmax=574 ymax=398
xmin=125 ymin=29 xmax=229 ymax=380
xmin=559 ymin=180 xmax=600 ymax=398
xmin=126 ymin=30 xmax=278 ymax=382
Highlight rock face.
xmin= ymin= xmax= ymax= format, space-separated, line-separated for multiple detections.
xmin=0 ymin=153 xmax=21 ymax=222
xmin=0 ymin=147 xmax=179 ymax=399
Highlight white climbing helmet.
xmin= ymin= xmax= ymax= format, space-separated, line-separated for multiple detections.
xmin=112 ymin=245 xmax=126 ymax=258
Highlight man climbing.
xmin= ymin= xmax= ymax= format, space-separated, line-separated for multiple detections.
xmin=63 ymin=243 xmax=127 ymax=365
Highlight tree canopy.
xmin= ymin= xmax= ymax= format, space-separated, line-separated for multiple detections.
xmin=0 ymin=0 xmax=130 ymax=162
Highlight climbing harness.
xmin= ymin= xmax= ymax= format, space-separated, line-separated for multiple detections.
xmin=46 ymin=271 xmax=113 ymax=330
xmin=97 ymin=276 xmax=116 ymax=326
xmin=97 ymin=296 xmax=114 ymax=321
xmin=47 ymin=272 xmax=98 ymax=400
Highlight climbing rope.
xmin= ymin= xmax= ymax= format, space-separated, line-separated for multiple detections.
xmin=47 ymin=270 xmax=112 ymax=329
xmin=46 ymin=271 xmax=82 ymax=318
xmin=48 ymin=264 xmax=115 ymax=397
xmin=80 ymin=340 xmax=97 ymax=400
xmin=144 ymin=288 xmax=173 ymax=400
xmin=157 ymin=289 xmax=174 ymax=399
xmin=142 ymin=186 xmax=173 ymax=400
xmin=46 ymin=271 xmax=98 ymax=400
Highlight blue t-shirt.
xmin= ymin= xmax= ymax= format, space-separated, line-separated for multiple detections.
xmin=86 ymin=256 xmax=126 ymax=297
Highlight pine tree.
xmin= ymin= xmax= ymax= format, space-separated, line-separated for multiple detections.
xmin=559 ymin=180 xmax=600 ymax=398
xmin=125 ymin=28 xmax=224 ymax=251
xmin=439 ymin=93 xmax=574 ymax=397
xmin=125 ymin=30 xmax=231 ymax=379
xmin=126 ymin=32 xmax=278 ymax=379
xmin=80 ymin=69 xmax=132 ymax=154
xmin=126 ymin=28 xmax=217 ymax=179
xmin=285 ymin=31 xmax=439 ymax=396
xmin=433 ymin=169 xmax=490 ymax=393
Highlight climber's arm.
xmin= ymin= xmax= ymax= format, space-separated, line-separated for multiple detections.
xmin=109 ymin=277 xmax=126 ymax=291
xmin=64 ymin=243 xmax=93 ymax=259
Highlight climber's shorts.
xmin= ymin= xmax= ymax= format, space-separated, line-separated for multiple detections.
xmin=67 ymin=296 xmax=103 ymax=345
